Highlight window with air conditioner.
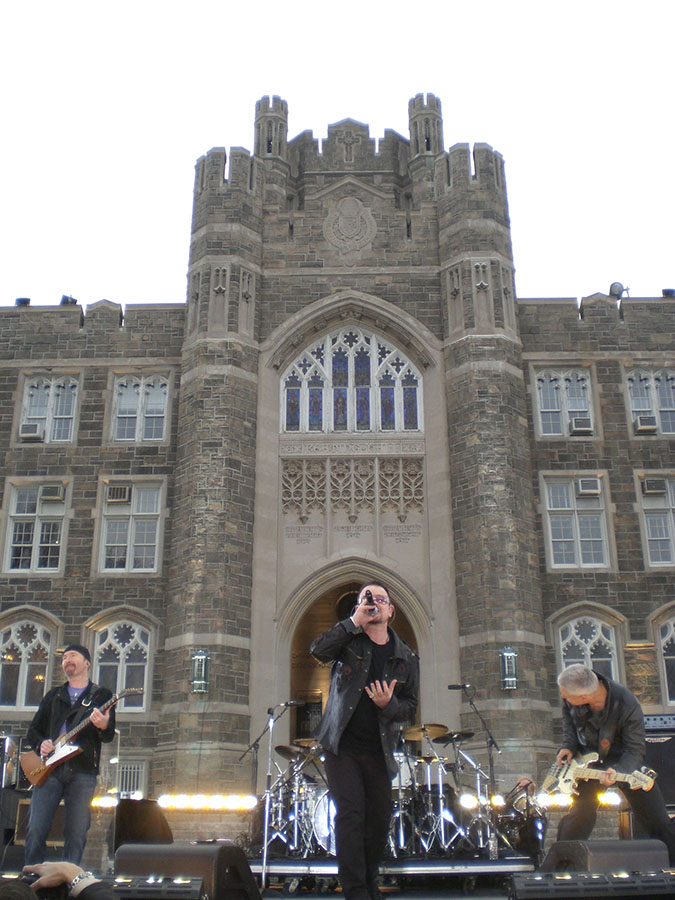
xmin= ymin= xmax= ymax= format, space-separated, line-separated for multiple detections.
xmin=98 ymin=482 xmax=163 ymax=573
xmin=534 ymin=368 xmax=594 ymax=438
xmin=627 ymin=368 xmax=675 ymax=436
xmin=542 ymin=476 xmax=610 ymax=569
xmin=19 ymin=376 xmax=79 ymax=443
xmin=3 ymin=482 xmax=69 ymax=574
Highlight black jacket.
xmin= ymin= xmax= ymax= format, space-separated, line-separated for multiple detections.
xmin=26 ymin=681 xmax=115 ymax=776
xmin=560 ymin=672 xmax=645 ymax=773
xmin=310 ymin=617 xmax=418 ymax=778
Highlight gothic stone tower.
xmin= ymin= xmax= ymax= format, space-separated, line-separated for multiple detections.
xmin=162 ymin=94 xmax=550 ymax=791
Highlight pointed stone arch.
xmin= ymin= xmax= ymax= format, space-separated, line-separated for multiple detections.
xmin=264 ymin=290 xmax=441 ymax=375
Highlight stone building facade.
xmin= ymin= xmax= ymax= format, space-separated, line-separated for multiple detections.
xmin=0 ymin=95 xmax=673 ymax=846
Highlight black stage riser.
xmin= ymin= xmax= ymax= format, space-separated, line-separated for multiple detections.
xmin=541 ymin=838 xmax=669 ymax=873
xmin=115 ymin=842 xmax=261 ymax=900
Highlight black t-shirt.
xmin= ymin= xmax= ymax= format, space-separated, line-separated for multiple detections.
xmin=339 ymin=636 xmax=391 ymax=756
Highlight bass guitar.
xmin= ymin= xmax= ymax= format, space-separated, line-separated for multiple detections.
xmin=20 ymin=688 xmax=143 ymax=787
xmin=541 ymin=750 xmax=656 ymax=796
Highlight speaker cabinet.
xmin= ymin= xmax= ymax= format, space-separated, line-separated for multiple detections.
xmin=14 ymin=798 xmax=64 ymax=846
xmin=115 ymin=841 xmax=261 ymax=900
xmin=541 ymin=838 xmax=669 ymax=872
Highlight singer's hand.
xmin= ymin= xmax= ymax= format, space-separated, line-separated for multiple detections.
xmin=366 ymin=679 xmax=396 ymax=708
xmin=352 ymin=603 xmax=378 ymax=628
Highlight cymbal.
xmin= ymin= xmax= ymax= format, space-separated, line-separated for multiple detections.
xmin=294 ymin=738 xmax=318 ymax=748
xmin=275 ymin=744 xmax=307 ymax=760
xmin=403 ymin=723 xmax=448 ymax=741
xmin=416 ymin=755 xmax=449 ymax=764
xmin=432 ymin=730 xmax=475 ymax=745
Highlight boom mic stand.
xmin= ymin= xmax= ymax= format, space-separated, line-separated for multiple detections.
xmin=452 ymin=684 xmax=503 ymax=858
xmin=239 ymin=701 xmax=297 ymax=891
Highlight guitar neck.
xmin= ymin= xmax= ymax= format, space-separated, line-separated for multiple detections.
xmin=60 ymin=693 xmax=118 ymax=745
xmin=578 ymin=767 xmax=631 ymax=786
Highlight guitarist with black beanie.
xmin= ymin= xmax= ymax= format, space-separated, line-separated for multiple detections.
xmin=24 ymin=644 xmax=115 ymax=865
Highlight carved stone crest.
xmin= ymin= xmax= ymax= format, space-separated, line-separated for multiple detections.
xmin=323 ymin=197 xmax=377 ymax=265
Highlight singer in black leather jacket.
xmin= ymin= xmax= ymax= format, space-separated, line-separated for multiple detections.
xmin=310 ymin=583 xmax=418 ymax=900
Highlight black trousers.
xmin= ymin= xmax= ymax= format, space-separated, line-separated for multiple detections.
xmin=323 ymin=750 xmax=392 ymax=900
xmin=557 ymin=779 xmax=675 ymax=863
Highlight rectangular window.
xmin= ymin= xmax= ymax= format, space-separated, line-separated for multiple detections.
xmin=543 ymin=477 xmax=609 ymax=568
xmin=641 ymin=478 xmax=675 ymax=566
xmin=112 ymin=376 xmax=169 ymax=443
xmin=4 ymin=484 xmax=67 ymax=574
xmin=535 ymin=369 xmax=593 ymax=437
xmin=100 ymin=483 xmax=162 ymax=573
xmin=627 ymin=369 xmax=675 ymax=435
xmin=20 ymin=376 xmax=78 ymax=443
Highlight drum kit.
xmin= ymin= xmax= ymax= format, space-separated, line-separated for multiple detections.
xmin=258 ymin=724 xmax=544 ymax=862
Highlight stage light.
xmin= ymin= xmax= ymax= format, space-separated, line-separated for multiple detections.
xmin=157 ymin=793 xmax=258 ymax=811
xmin=459 ymin=793 xmax=478 ymax=810
xmin=92 ymin=795 xmax=119 ymax=807
xmin=598 ymin=790 xmax=622 ymax=806
xmin=491 ymin=793 xmax=505 ymax=808
xmin=536 ymin=792 xmax=573 ymax=808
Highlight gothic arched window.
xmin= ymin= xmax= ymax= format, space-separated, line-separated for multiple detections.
xmin=558 ymin=615 xmax=618 ymax=681
xmin=658 ymin=617 xmax=675 ymax=703
xmin=281 ymin=328 xmax=423 ymax=434
xmin=0 ymin=620 xmax=52 ymax=708
xmin=93 ymin=619 xmax=151 ymax=711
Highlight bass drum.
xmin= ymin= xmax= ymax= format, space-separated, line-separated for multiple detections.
xmin=312 ymin=790 xmax=337 ymax=856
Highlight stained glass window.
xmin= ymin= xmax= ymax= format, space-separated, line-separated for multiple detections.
xmin=281 ymin=328 xmax=422 ymax=434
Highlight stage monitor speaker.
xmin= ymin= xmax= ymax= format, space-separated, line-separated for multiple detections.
xmin=115 ymin=841 xmax=261 ymax=900
xmin=114 ymin=799 xmax=173 ymax=851
xmin=541 ymin=838 xmax=669 ymax=872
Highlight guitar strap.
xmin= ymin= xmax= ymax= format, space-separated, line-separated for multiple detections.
xmin=64 ymin=681 xmax=100 ymax=731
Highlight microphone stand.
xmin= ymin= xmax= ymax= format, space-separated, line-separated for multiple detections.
xmin=258 ymin=704 xmax=292 ymax=891
xmin=458 ymin=685 xmax=502 ymax=858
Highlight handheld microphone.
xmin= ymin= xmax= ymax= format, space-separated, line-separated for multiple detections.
xmin=284 ymin=700 xmax=306 ymax=707
xmin=364 ymin=589 xmax=378 ymax=616
xmin=447 ymin=683 xmax=471 ymax=690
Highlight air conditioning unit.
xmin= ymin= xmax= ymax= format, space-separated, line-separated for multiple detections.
xmin=642 ymin=478 xmax=667 ymax=495
xmin=40 ymin=484 xmax=65 ymax=502
xmin=106 ymin=485 xmax=132 ymax=503
xmin=634 ymin=415 xmax=658 ymax=434
xmin=19 ymin=422 xmax=44 ymax=441
xmin=569 ymin=416 xmax=593 ymax=435
xmin=576 ymin=477 xmax=601 ymax=496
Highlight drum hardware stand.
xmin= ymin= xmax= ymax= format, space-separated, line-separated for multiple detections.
xmin=416 ymin=732 xmax=464 ymax=854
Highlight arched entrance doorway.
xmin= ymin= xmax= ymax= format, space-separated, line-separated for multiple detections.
xmin=289 ymin=580 xmax=418 ymax=743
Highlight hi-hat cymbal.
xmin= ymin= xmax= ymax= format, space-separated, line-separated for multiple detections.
xmin=275 ymin=744 xmax=307 ymax=760
xmin=416 ymin=755 xmax=449 ymax=764
xmin=403 ymin=723 xmax=448 ymax=741
xmin=432 ymin=730 xmax=475 ymax=745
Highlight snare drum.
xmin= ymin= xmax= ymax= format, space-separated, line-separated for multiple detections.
xmin=312 ymin=790 xmax=337 ymax=855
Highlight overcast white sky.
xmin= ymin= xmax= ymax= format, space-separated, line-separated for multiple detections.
xmin=1 ymin=1 xmax=673 ymax=311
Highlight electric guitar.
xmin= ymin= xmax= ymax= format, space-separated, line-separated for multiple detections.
xmin=541 ymin=751 xmax=656 ymax=796
xmin=20 ymin=688 xmax=143 ymax=787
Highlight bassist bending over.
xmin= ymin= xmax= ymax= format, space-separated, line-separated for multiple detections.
xmin=556 ymin=664 xmax=675 ymax=863
xmin=25 ymin=644 xmax=115 ymax=865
